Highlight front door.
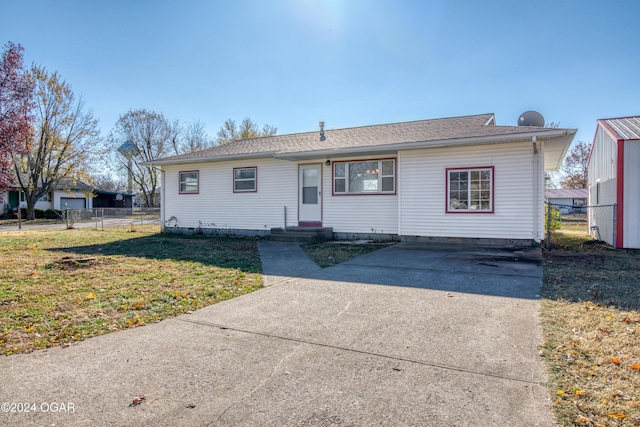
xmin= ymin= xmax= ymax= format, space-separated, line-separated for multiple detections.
xmin=299 ymin=164 xmax=322 ymax=226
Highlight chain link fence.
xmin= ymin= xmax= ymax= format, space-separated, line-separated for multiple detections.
xmin=63 ymin=208 xmax=161 ymax=229
xmin=545 ymin=202 xmax=616 ymax=249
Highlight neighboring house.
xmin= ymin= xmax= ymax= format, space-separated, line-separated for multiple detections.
xmin=546 ymin=188 xmax=587 ymax=213
xmin=587 ymin=115 xmax=640 ymax=249
xmin=1 ymin=177 xmax=134 ymax=214
xmin=147 ymin=113 xmax=576 ymax=246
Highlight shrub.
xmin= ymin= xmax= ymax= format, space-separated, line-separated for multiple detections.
xmin=545 ymin=205 xmax=562 ymax=232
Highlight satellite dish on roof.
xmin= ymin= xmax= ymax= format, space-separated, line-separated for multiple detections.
xmin=518 ymin=111 xmax=545 ymax=127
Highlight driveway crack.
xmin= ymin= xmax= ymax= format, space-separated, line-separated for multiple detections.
xmin=208 ymin=343 xmax=301 ymax=426
xmin=180 ymin=318 xmax=543 ymax=386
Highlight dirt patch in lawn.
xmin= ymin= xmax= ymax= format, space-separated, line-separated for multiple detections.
xmin=302 ymin=241 xmax=393 ymax=268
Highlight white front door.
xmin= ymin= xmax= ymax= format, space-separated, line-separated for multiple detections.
xmin=299 ymin=164 xmax=322 ymax=226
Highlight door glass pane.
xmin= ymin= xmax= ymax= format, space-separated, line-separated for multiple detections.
xmin=303 ymin=187 xmax=318 ymax=204
xmin=303 ymin=168 xmax=318 ymax=186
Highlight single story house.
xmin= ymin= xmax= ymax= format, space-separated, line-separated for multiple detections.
xmin=1 ymin=177 xmax=133 ymax=214
xmin=545 ymin=188 xmax=587 ymax=212
xmin=147 ymin=113 xmax=576 ymax=246
xmin=587 ymin=115 xmax=640 ymax=249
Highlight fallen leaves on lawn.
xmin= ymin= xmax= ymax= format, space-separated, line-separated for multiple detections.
xmin=129 ymin=396 xmax=146 ymax=407
xmin=608 ymin=411 xmax=626 ymax=419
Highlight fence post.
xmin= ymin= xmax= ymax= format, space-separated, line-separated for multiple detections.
xmin=612 ymin=204 xmax=617 ymax=249
xmin=546 ymin=202 xmax=551 ymax=250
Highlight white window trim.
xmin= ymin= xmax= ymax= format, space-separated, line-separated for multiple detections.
xmin=333 ymin=158 xmax=396 ymax=195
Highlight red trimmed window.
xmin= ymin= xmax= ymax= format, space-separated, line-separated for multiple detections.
xmin=446 ymin=167 xmax=493 ymax=213
xmin=233 ymin=167 xmax=257 ymax=192
xmin=179 ymin=171 xmax=199 ymax=194
xmin=333 ymin=159 xmax=395 ymax=194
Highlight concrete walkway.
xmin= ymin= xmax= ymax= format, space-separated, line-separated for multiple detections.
xmin=0 ymin=241 xmax=554 ymax=427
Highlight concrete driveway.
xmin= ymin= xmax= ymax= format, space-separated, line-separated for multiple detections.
xmin=0 ymin=242 xmax=554 ymax=426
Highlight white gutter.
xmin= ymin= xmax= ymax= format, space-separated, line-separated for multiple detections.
xmin=142 ymin=152 xmax=278 ymax=166
xmin=274 ymin=129 xmax=576 ymax=161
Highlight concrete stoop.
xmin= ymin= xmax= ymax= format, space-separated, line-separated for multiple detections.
xmin=269 ymin=227 xmax=334 ymax=243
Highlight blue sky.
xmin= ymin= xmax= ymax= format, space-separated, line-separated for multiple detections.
xmin=2 ymin=0 xmax=639 ymax=147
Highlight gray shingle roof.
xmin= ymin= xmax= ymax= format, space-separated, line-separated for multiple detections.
xmin=150 ymin=113 xmax=575 ymax=165
xmin=601 ymin=116 xmax=640 ymax=140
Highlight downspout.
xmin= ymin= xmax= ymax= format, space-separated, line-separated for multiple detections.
xmin=161 ymin=168 xmax=165 ymax=231
xmin=153 ymin=166 xmax=165 ymax=232
xmin=532 ymin=136 xmax=539 ymax=241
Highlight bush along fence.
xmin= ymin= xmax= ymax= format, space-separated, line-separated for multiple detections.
xmin=545 ymin=202 xmax=616 ymax=249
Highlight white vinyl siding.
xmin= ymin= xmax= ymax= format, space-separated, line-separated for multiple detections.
xmin=323 ymin=157 xmax=398 ymax=234
xmin=588 ymin=126 xmax=618 ymax=207
xmin=399 ymin=142 xmax=540 ymax=240
xmin=163 ymin=159 xmax=297 ymax=231
xmin=587 ymin=126 xmax=618 ymax=246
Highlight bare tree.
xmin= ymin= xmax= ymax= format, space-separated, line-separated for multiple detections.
xmin=559 ymin=141 xmax=590 ymax=189
xmin=14 ymin=65 xmax=99 ymax=219
xmin=181 ymin=119 xmax=214 ymax=153
xmin=216 ymin=117 xmax=277 ymax=145
xmin=109 ymin=109 xmax=175 ymax=207
xmin=89 ymin=172 xmax=126 ymax=193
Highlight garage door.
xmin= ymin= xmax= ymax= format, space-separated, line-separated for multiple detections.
xmin=60 ymin=197 xmax=86 ymax=209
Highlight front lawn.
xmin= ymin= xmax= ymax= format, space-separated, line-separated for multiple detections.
xmin=541 ymin=245 xmax=640 ymax=426
xmin=0 ymin=225 xmax=262 ymax=355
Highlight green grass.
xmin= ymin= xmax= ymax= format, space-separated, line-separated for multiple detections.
xmin=0 ymin=225 xmax=262 ymax=355
xmin=302 ymin=241 xmax=393 ymax=268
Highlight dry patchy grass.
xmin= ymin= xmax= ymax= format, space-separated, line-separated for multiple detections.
xmin=302 ymin=241 xmax=393 ymax=268
xmin=0 ymin=225 xmax=262 ymax=355
xmin=541 ymin=247 xmax=640 ymax=426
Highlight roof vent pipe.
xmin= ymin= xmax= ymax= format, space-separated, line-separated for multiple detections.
xmin=319 ymin=121 xmax=325 ymax=141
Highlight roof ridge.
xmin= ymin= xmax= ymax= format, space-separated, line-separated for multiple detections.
xmin=232 ymin=113 xmax=497 ymax=142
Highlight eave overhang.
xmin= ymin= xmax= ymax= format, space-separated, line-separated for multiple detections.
xmin=143 ymin=128 xmax=576 ymax=171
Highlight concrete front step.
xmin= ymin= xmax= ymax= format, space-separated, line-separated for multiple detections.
xmin=269 ymin=227 xmax=333 ymax=243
